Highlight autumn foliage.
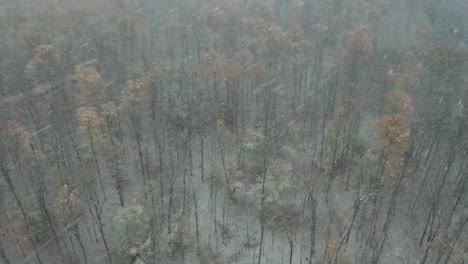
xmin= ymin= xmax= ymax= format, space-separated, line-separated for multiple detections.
xmin=75 ymin=67 xmax=104 ymax=104
xmin=122 ymin=79 xmax=144 ymax=107
xmin=384 ymin=89 xmax=412 ymax=115
xmin=374 ymin=114 xmax=409 ymax=160
xmin=76 ymin=106 xmax=101 ymax=136
xmin=4 ymin=120 xmax=31 ymax=149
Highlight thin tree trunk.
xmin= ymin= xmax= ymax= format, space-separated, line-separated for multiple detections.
xmin=88 ymin=132 xmax=106 ymax=200
xmin=0 ymin=240 xmax=10 ymax=264
xmin=0 ymin=165 xmax=43 ymax=264
xmin=193 ymin=190 xmax=200 ymax=255
xmin=200 ymin=136 xmax=205 ymax=182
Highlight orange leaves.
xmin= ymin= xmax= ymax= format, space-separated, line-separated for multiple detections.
xmin=376 ymin=89 xmax=412 ymax=164
xmin=76 ymin=106 xmax=100 ymax=136
xmin=384 ymin=89 xmax=412 ymax=115
xmin=374 ymin=114 xmax=409 ymax=159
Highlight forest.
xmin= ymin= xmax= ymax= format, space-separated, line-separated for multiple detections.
xmin=0 ymin=0 xmax=467 ymax=263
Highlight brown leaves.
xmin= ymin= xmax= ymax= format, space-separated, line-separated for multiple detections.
xmin=242 ymin=17 xmax=285 ymax=54
xmin=325 ymin=25 xmax=373 ymax=76
xmin=263 ymin=23 xmax=286 ymax=54
xmin=384 ymin=89 xmax=412 ymax=115
xmin=250 ymin=63 xmax=266 ymax=84
xmin=374 ymin=114 xmax=409 ymax=160
xmin=430 ymin=45 xmax=465 ymax=70
xmin=207 ymin=8 xmax=224 ymax=33
xmin=377 ymin=89 xmax=412 ymax=157
xmin=285 ymin=24 xmax=305 ymax=47
xmin=222 ymin=58 xmax=241 ymax=87
xmin=343 ymin=25 xmax=373 ymax=58
xmin=24 ymin=44 xmax=60 ymax=84
xmin=384 ymin=52 xmax=424 ymax=90
xmin=3 ymin=120 xmax=31 ymax=150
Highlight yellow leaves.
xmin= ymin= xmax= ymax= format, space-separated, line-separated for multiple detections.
xmin=75 ymin=67 xmax=104 ymax=104
xmin=328 ymin=118 xmax=343 ymax=150
xmin=75 ymin=67 xmax=102 ymax=88
xmin=374 ymin=114 xmax=409 ymax=160
xmin=122 ymin=79 xmax=144 ymax=107
xmin=144 ymin=62 xmax=160 ymax=82
xmin=216 ymin=118 xmax=225 ymax=131
xmin=222 ymin=58 xmax=241 ymax=87
xmin=76 ymin=106 xmax=100 ymax=136
xmin=204 ymin=51 xmax=219 ymax=74
xmin=101 ymin=101 xmax=118 ymax=119
xmin=56 ymin=184 xmax=82 ymax=219
xmin=2 ymin=120 xmax=45 ymax=161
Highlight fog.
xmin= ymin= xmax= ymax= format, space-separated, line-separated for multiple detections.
xmin=0 ymin=0 xmax=467 ymax=263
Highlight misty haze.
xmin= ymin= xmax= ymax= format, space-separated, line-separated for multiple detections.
xmin=0 ymin=0 xmax=467 ymax=263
